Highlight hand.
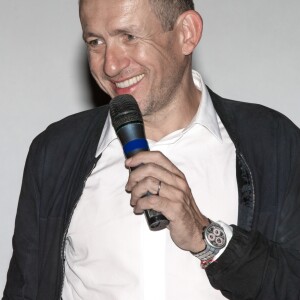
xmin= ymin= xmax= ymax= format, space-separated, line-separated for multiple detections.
xmin=125 ymin=151 xmax=210 ymax=253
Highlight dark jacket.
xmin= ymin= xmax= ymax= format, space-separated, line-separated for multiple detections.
xmin=3 ymin=89 xmax=300 ymax=299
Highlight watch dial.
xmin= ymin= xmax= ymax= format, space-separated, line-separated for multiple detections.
xmin=206 ymin=224 xmax=226 ymax=248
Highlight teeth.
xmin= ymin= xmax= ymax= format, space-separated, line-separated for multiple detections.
xmin=116 ymin=74 xmax=144 ymax=88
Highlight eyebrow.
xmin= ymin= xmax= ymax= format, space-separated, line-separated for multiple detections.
xmin=82 ymin=31 xmax=102 ymax=40
xmin=82 ymin=25 xmax=140 ymax=40
xmin=112 ymin=24 xmax=140 ymax=34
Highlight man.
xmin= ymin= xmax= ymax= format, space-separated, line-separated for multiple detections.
xmin=3 ymin=0 xmax=300 ymax=299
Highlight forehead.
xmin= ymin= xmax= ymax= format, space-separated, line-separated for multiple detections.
xmin=80 ymin=0 xmax=156 ymax=32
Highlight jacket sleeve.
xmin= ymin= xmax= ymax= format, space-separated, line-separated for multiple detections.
xmin=206 ymin=118 xmax=300 ymax=299
xmin=2 ymin=137 xmax=43 ymax=300
xmin=206 ymin=225 xmax=300 ymax=299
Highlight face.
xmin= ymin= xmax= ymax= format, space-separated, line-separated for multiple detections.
xmin=80 ymin=0 xmax=187 ymax=116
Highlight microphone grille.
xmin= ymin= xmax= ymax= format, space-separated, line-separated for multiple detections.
xmin=109 ymin=94 xmax=143 ymax=131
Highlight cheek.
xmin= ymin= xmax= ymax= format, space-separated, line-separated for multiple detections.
xmin=87 ymin=54 xmax=112 ymax=93
xmin=88 ymin=52 xmax=104 ymax=75
xmin=131 ymin=40 xmax=164 ymax=63
xmin=137 ymin=41 xmax=176 ymax=72
xmin=133 ymin=50 xmax=164 ymax=78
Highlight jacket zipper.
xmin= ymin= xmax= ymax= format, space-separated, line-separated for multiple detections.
xmin=58 ymin=157 xmax=100 ymax=299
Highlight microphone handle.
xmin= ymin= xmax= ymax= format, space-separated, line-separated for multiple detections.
xmin=118 ymin=123 xmax=169 ymax=231
xmin=145 ymin=206 xmax=169 ymax=231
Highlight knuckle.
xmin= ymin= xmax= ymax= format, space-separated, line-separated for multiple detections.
xmin=177 ymin=189 xmax=186 ymax=201
xmin=177 ymin=178 xmax=191 ymax=195
xmin=146 ymin=176 xmax=156 ymax=186
xmin=171 ymin=173 xmax=178 ymax=182
xmin=181 ymin=171 xmax=187 ymax=180
xmin=183 ymin=184 xmax=192 ymax=195
xmin=177 ymin=189 xmax=186 ymax=203
xmin=152 ymin=151 xmax=163 ymax=159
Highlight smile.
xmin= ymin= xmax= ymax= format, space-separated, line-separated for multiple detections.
xmin=115 ymin=74 xmax=144 ymax=89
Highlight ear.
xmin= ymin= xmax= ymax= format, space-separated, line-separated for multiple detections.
xmin=175 ymin=10 xmax=203 ymax=55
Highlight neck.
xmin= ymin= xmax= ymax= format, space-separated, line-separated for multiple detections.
xmin=144 ymin=75 xmax=202 ymax=141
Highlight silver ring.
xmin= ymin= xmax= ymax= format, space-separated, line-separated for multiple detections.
xmin=156 ymin=180 xmax=162 ymax=196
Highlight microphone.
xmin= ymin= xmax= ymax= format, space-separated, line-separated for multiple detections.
xmin=109 ymin=94 xmax=169 ymax=231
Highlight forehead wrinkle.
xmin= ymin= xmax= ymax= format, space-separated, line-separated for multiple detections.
xmin=107 ymin=0 xmax=141 ymax=30
xmin=106 ymin=4 xmax=154 ymax=41
xmin=81 ymin=0 xmax=161 ymax=40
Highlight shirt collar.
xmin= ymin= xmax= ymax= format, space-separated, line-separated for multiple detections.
xmin=189 ymin=70 xmax=222 ymax=142
xmin=96 ymin=114 xmax=117 ymax=157
xmin=96 ymin=70 xmax=222 ymax=156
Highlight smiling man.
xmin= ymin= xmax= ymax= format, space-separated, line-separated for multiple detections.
xmin=3 ymin=0 xmax=300 ymax=299
xmin=80 ymin=0 xmax=202 ymax=140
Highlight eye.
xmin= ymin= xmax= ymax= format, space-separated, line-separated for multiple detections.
xmin=86 ymin=38 xmax=104 ymax=48
xmin=124 ymin=34 xmax=136 ymax=42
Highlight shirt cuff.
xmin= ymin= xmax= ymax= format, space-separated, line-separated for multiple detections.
xmin=213 ymin=220 xmax=233 ymax=260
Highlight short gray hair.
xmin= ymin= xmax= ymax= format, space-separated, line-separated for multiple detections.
xmin=148 ymin=0 xmax=195 ymax=31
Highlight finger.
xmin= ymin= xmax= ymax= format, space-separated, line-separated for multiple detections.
xmin=126 ymin=162 xmax=187 ymax=193
xmin=125 ymin=151 xmax=185 ymax=180
xmin=134 ymin=193 xmax=189 ymax=222
xmin=133 ymin=182 xmax=186 ymax=220
xmin=129 ymin=177 xmax=160 ymax=207
xmin=129 ymin=173 xmax=192 ymax=211
xmin=133 ymin=194 xmax=167 ymax=215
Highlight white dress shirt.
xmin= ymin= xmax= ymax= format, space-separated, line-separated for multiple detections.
xmin=62 ymin=70 xmax=238 ymax=300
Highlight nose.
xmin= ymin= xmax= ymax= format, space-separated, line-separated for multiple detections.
xmin=104 ymin=42 xmax=130 ymax=78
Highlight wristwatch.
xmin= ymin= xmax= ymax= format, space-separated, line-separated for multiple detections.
xmin=191 ymin=221 xmax=227 ymax=267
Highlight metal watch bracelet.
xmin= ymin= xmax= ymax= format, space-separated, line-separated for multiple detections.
xmin=191 ymin=221 xmax=227 ymax=267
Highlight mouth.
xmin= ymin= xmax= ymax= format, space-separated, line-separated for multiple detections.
xmin=115 ymin=74 xmax=145 ymax=89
